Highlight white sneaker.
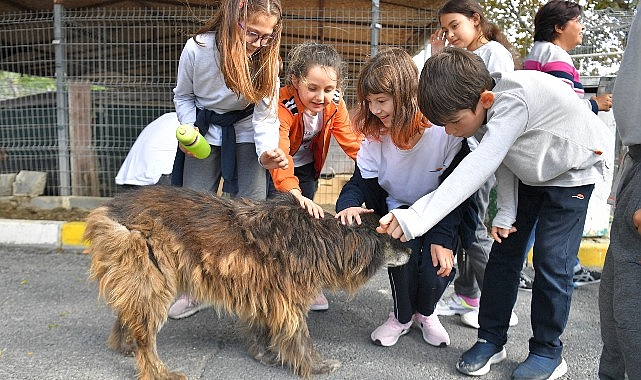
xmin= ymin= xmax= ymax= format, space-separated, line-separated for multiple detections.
xmin=167 ymin=294 xmax=209 ymax=320
xmin=435 ymin=294 xmax=479 ymax=316
xmin=460 ymin=310 xmax=519 ymax=329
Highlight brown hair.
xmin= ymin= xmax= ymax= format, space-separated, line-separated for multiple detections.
xmin=284 ymin=42 xmax=347 ymax=90
xmin=418 ymin=47 xmax=492 ymax=126
xmin=193 ymin=0 xmax=282 ymax=104
xmin=533 ymin=0 xmax=583 ymax=42
xmin=354 ymin=48 xmax=426 ymax=149
xmin=438 ymin=0 xmax=519 ymax=69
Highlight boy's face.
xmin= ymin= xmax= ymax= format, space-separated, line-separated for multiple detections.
xmin=443 ymin=92 xmax=492 ymax=138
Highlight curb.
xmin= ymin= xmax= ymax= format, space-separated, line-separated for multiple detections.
xmin=524 ymin=236 xmax=608 ymax=269
xmin=0 ymin=219 xmax=89 ymax=249
xmin=0 ymin=218 xmax=609 ymax=267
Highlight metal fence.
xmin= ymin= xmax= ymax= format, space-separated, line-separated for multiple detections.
xmin=0 ymin=5 xmax=437 ymax=200
xmin=0 ymin=5 xmax=632 ymax=203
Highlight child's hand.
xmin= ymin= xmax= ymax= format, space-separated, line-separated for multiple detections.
xmin=377 ymin=213 xmax=407 ymax=242
xmin=633 ymin=209 xmax=641 ymax=236
xmin=430 ymin=244 xmax=454 ymax=277
xmin=260 ymin=148 xmax=288 ymax=170
xmin=290 ymin=189 xmax=324 ymax=219
xmin=591 ymin=93 xmax=613 ymax=112
xmin=178 ymin=125 xmax=199 ymax=157
xmin=335 ymin=207 xmax=374 ymax=225
xmin=491 ymin=225 xmax=517 ymax=243
xmin=178 ymin=144 xmax=196 ymax=157
xmin=429 ymin=31 xmax=446 ymax=55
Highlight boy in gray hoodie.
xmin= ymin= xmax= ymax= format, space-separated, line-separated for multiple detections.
xmin=377 ymin=47 xmax=613 ymax=380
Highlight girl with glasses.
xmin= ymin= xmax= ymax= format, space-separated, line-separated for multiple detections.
xmin=169 ymin=0 xmax=288 ymax=320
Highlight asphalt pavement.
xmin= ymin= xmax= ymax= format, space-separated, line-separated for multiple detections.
xmin=0 ymin=244 xmax=602 ymax=380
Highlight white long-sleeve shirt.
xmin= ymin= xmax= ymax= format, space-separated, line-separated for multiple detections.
xmin=392 ymin=70 xmax=614 ymax=241
xmin=173 ymin=32 xmax=279 ymax=158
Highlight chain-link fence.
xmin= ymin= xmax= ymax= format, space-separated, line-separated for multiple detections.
xmin=0 ymin=5 xmax=437 ymax=201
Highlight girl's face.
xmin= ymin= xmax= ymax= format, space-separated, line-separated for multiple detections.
xmin=292 ymin=65 xmax=339 ymax=116
xmin=554 ymin=16 xmax=584 ymax=51
xmin=241 ymin=13 xmax=279 ymax=57
xmin=440 ymin=12 xmax=482 ymax=51
xmin=366 ymin=93 xmax=395 ymax=129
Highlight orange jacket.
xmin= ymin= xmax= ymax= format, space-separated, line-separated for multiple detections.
xmin=270 ymin=85 xmax=361 ymax=193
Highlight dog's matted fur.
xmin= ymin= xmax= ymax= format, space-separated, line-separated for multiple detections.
xmin=85 ymin=185 xmax=410 ymax=380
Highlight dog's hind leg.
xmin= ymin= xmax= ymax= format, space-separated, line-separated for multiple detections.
xmin=108 ymin=314 xmax=136 ymax=356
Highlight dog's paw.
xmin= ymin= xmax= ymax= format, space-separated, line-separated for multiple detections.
xmin=139 ymin=371 xmax=186 ymax=380
xmin=251 ymin=349 xmax=281 ymax=367
xmin=312 ymin=358 xmax=341 ymax=374
xmin=166 ymin=371 xmax=187 ymax=380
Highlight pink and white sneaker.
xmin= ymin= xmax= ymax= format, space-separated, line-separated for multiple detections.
xmin=413 ymin=312 xmax=450 ymax=347
xmin=371 ymin=312 xmax=413 ymax=347
xmin=310 ymin=291 xmax=329 ymax=311
xmin=167 ymin=294 xmax=209 ymax=320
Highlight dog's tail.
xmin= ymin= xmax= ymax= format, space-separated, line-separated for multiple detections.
xmin=84 ymin=207 xmax=174 ymax=325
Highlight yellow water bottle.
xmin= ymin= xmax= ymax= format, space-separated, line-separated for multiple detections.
xmin=176 ymin=124 xmax=211 ymax=159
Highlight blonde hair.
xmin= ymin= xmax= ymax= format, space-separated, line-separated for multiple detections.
xmin=194 ymin=0 xmax=282 ymax=104
xmin=355 ymin=48 xmax=426 ymax=149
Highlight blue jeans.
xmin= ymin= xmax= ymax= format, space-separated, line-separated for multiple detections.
xmin=478 ymin=182 xmax=593 ymax=359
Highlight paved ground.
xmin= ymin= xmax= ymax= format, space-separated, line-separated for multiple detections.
xmin=0 ymin=245 xmax=602 ymax=380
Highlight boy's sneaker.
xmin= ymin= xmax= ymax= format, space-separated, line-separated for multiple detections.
xmin=167 ymin=294 xmax=208 ymax=320
xmin=460 ymin=310 xmax=519 ymax=329
xmin=511 ymin=353 xmax=567 ymax=380
xmin=456 ymin=338 xmax=507 ymax=376
xmin=573 ymin=266 xmax=601 ymax=287
xmin=371 ymin=312 xmax=412 ymax=347
xmin=435 ymin=293 xmax=479 ymax=316
xmin=310 ymin=291 xmax=329 ymax=311
xmin=413 ymin=312 xmax=450 ymax=347
xmin=519 ymin=271 xmax=534 ymax=291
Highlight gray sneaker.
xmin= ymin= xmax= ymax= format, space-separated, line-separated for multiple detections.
xmin=519 ymin=271 xmax=533 ymax=291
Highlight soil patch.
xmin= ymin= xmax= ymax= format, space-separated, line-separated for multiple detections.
xmin=0 ymin=202 xmax=90 ymax=222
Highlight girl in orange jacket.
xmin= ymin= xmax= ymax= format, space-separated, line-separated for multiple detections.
xmin=271 ymin=42 xmax=361 ymax=219
xmin=270 ymin=42 xmax=361 ymax=311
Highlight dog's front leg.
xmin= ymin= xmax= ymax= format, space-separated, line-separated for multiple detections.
xmin=241 ymin=320 xmax=281 ymax=366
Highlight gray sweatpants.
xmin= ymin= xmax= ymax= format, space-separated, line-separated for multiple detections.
xmin=182 ymin=143 xmax=267 ymax=200
xmin=454 ymin=175 xmax=495 ymax=298
xmin=599 ymin=152 xmax=641 ymax=380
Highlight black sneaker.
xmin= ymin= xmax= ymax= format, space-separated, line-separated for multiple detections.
xmin=573 ymin=266 xmax=601 ymax=287
xmin=456 ymin=339 xmax=507 ymax=376
xmin=511 ymin=353 xmax=567 ymax=380
xmin=519 ymin=271 xmax=534 ymax=291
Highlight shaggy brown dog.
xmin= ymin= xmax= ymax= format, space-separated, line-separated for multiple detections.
xmin=85 ymin=185 xmax=410 ymax=380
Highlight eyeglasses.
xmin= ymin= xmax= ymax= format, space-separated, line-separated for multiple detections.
xmin=237 ymin=22 xmax=276 ymax=46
